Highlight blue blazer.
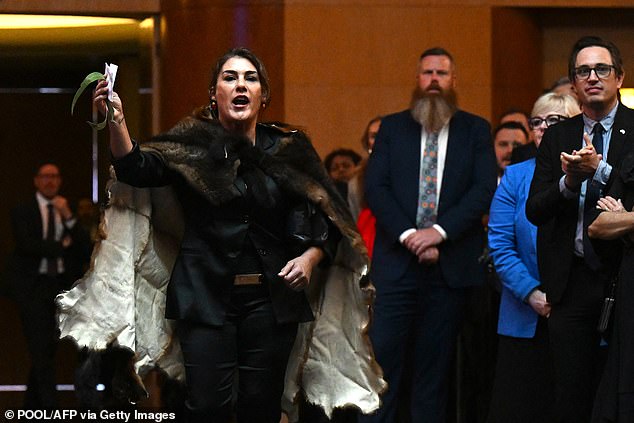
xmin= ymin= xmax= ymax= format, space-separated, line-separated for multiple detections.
xmin=366 ymin=109 xmax=497 ymax=287
xmin=488 ymin=159 xmax=540 ymax=338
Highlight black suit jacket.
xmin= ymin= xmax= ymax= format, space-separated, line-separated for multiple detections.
xmin=511 ymin=142 xmax=538 ymax=165
xmin=7 ymin=197 xmax=91 ymax=301
xmin=365 ymin=109 xmax=497 ymax=287
xmin=526 ymin=103 xmax=634 ymax=303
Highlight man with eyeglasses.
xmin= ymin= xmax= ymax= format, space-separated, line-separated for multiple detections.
xmin=6 ymin=163 xmax=91 ymax=409
xmin=527 ymin=36 xmax=634 ymax=422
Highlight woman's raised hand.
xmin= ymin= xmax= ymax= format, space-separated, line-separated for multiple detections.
xmin=92 ymin=79 xmax=125 ymax=125
xmin=92 ymin=79 xmax=133 ymax=158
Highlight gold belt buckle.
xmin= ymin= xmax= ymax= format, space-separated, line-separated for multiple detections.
xmin=234 ymin=273 xmax=263 ymax=286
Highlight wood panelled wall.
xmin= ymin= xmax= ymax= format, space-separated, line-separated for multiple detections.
xmin=3 ymin=1 xmax=634 ymax=154
xmin=283 ymin=4 xmax=492 ymax=157
xmin=155 ymin=1 xmax=495 ymax=156
xmin=491 ymin=7 xmax=542 ymax=125
xmin=160 ymin=0 xmax=286 ymax=128
xmin=541 ymin=8 xmax=634 ymax=97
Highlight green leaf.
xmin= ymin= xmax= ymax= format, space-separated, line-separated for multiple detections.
xmin=86 ymin=115 xmax=107 ymax=130
xmin=70 ymin=71 xmax=105 ymax=116
xmin=107 ymin=99 xmax=115 ymax=123
xmin=87 ymin=99 xmax=116 ymax=130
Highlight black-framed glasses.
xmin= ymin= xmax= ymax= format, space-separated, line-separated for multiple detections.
xmin=529 ymin=114 xmax=567 ymax=129
xmin=574 ymin=64 xmax=616 ymax=80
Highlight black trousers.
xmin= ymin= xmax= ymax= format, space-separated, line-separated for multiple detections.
xmin=456 ymin=280 xmax=500 ymax=423
xmin=549 ymin=259 xmax=606 ymax=423
xmin=487 ymin=317 xmax=556 ymax=423
xmin=176 ymin=285 xmax=297 ymax=423
xmin=17 ymin=275 xmax=61 ymax=409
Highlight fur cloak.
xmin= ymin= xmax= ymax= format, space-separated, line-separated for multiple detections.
xmin=56 ymin=114 xmax=386 ymax=419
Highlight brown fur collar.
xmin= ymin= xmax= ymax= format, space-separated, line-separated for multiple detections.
xmin=141 ymin=115 xmax=367 ymax=258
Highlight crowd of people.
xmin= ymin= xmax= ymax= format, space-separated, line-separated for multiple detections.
xmin=4 ymin=34 xmax=634 ymax=423
xmin=324 ymin=35 xmax=632 ymax=423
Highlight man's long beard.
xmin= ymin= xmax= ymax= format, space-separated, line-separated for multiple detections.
xmin=410 ymin=86 xmax=458 ymax=133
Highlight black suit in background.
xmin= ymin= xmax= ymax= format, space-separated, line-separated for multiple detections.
xmin=526 ymin=103 xmax=634 ymax=422
xmin=510 ymin=142 xmax=538 ymax=165
xmin=7 ymin=197 xmax=90 ymax=409
xmin=591 ymin=151 xmax=634 ymax=423
xmin=361 ymin=109 xmax=497 ymax=423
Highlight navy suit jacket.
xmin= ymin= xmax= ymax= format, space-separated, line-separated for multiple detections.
xmin=365 ymin=109 xmax=497 ymax=287
xmin=526 ymin=103 xmax=634 ymax=303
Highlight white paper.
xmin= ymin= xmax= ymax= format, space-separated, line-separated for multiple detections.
xmin=104 ymin=63 xmax=118 ymax=102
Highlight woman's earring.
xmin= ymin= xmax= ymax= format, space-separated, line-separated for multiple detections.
xmin=209 ymin=99 xmax=218 ymax=118
xmin=261 ymin=102 xmax=267 ymax=109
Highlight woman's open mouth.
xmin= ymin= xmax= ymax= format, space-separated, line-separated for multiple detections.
xmin=233 ymin=96 xmax=249 ymax=106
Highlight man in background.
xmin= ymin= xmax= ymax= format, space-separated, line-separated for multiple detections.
xmin=527 ymin=36 xmax=634 ymax=422
xmin=361 ymin=47 xmax=496 ymax=423
xmin=493 ymin=121 xmax=529 ymax=178
xmin=7 ymin=163 xmax=90 ymax=409
xmin=499 ymin=108 xmax=532 ymax=140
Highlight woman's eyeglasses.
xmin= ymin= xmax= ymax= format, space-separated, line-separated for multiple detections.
xmin=529 ymin=114 xmax=567 ymax=129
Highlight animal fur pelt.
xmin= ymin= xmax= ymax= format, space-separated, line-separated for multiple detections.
xmin=57 ymin=113 xmax=386 ymax=419
xmin=74 ymin=347 xmax=146 ymax=409
xmin=142 ymin=114 xmax=365 ymax=251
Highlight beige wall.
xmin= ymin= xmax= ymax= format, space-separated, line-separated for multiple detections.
xmin=283 ymin=3 xmax=491 ymax=158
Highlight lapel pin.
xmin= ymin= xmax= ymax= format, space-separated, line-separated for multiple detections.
xmin=620 ymin=129 xmax=626 ymax=134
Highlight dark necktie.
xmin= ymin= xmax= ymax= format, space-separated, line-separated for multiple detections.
xmin=46 ymin=203 xmax=57 ymax=276
xmin=583 ymin=123 xmax=604 ymax=270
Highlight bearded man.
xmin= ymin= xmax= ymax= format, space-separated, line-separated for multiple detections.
xmin=360 ymin=47 xmax=497 ymax=423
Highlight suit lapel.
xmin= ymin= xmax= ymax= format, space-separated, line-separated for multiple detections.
xmin=563 ymin=115 xmax=585 ymax=154
xmin=440 ymin=112 xmax=465 ymax=213
xmin=256 ymin=125 xmax=276 ymax=152
xmin=404 ymin=114 xmax=423 ymax=168
xmin=606 ymin=104 xmax=634 ymax=166
xmin=30 ymin=197 xmax=44 ymax=238
xmin=399 ymin=113 xmax=423 ymax=210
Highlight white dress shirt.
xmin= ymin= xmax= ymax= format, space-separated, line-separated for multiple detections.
xmin=399 ymin=123 xmax=450 ymax=243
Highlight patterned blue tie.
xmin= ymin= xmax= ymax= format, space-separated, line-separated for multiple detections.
xmin=416 ymin=131 xmax=439 ymax=228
